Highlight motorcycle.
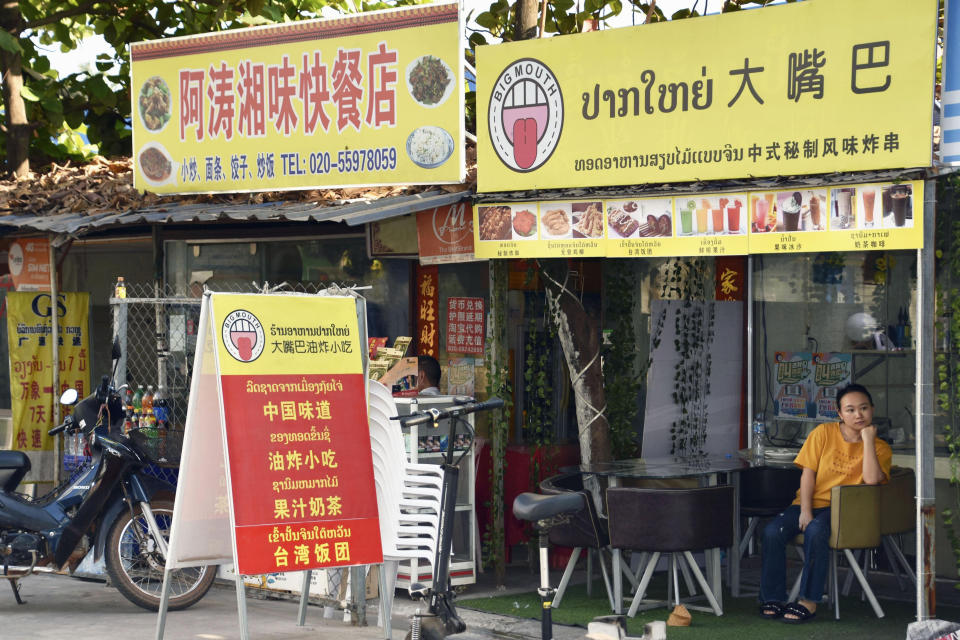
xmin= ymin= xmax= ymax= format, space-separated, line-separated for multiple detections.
xmin=0 ymin=341 xmax=216 ymax=611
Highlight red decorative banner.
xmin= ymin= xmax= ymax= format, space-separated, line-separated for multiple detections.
xmin=416 ymin=265 xmax=439 ymax=357
xmin=715 ymin=256 xmax=746 ymax=301
xmin=446 ymin=297 xmax=485 ymax=355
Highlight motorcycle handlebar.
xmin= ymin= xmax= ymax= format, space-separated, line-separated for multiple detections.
xmin=394 ymin=397 xmax=505 ymax=428
xmin=48 ymin=415 xmax=73 ymax=437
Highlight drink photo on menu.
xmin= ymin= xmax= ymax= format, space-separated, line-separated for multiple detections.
xmin=750 ymin=192 xmax=777 ymax=233
xmin=829 ymin=187 xmax=856 ymax=230
xmin=880 ymin=183 xmax=914 ymax=229
xmin=771 ymin=189 xmax=827 ymax=232
xmin=857 ymin=185 xmax=880 ymax=229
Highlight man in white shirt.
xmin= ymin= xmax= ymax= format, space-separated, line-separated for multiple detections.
xmin=416 ymin=355 xmax=441 ymax=396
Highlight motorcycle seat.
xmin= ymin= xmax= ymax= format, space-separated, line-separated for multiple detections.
xmin=0 ymin=451 xmax=31 ymax=492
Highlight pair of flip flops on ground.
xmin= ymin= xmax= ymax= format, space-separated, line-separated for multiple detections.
xmin=760 ymin=601 xmax=816 ymax=623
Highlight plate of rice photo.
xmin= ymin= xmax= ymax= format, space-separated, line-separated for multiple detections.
xmin=406 ymin=126 xmax=454 ymax=169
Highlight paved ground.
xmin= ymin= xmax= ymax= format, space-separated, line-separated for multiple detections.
xmin=1 ymin=555 xmax=954 ymax=640
xmin=0 ymin=569 xmax=583 ymax=640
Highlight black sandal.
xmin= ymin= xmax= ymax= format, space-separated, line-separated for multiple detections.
xmin=759 ymin=601 xmax=784 ymax=619
xmin=781 ymin=602 xmax=816 ymax=624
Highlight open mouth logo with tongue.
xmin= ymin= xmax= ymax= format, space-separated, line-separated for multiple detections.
xmin=221 ymin=309 xmax=265 ymax=363
xmin=488 ymin=58 xmax=564 ymax=173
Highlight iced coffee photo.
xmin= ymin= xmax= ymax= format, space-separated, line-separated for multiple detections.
xmin=805 ymin=189 xmax=827 ymax=231
xmin=880 ymin=183 xmax=913 ymax=228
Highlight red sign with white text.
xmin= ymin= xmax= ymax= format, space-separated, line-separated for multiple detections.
xmin=416 ymin=202 xmax=478 ymax=265
xmin=213 ymin=294 xmax=380 ymax=576
xmin=446 ymin=297 xmax=485 ymax=355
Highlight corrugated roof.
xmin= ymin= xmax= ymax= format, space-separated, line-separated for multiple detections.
xmin=0 ymin=190 xmax=471 ymax=236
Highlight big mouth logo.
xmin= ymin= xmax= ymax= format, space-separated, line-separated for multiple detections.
xmin=488 ymin=58 xmax=563 ymax=173
xmin=221 ymin=309 xmax=265 ymax=362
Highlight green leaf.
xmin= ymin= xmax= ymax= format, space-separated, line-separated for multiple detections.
xmin=41 ymin=96 xmax=64 ymax=113
xmin=0 ymin=30 xmax=23 ymax=54
xmin=20 ymin=85 xmax=41 ymax=102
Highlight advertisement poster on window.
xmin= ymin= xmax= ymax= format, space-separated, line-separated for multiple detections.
xmin=130 ymin=3 xmax=463 ymax=194
xmin=811 ymin=352 xmax=852 ymax=421
xmin=7 ymin=238 xmax=51 ymax=291
xmin=476 ymin=0 xmax=936 ymax=192
xmin=773 ymin=351 xmax=814 ymax=420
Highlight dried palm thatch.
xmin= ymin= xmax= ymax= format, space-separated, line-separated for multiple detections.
xmin=0 ymin=144 xmax=477 ymax=217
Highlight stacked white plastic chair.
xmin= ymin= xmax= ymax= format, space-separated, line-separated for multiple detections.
xmin=367 ymin=380 xmax=445 ymax=640
xmin=297 ymin=381 xmax=445 ymax=639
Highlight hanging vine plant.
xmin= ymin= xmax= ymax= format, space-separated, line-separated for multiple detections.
xmin=482 ymin=260 xmax=511 ymax=585
xmin=934 ymin=172 xmax=960 ymax=584
xmin=523 ymin=292 xmax=556 ymax=486
xmin=603 ymin=260 xmax=664 ymax=457
xmin=658 ymin=257 xmax=715 ymax=457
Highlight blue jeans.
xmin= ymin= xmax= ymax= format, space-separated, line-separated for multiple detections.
xmin=759 ymin=504 xmax=831 ymax=604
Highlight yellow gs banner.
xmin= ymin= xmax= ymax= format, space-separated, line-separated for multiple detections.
xmin=473 ymin=180 xmax=923 ymax=258
xmin=6 ymin=293 xmax=90 ymax=484
xmin=477 ymin=0 xmax=936 ymax=192
xmin=131 ymin=3 xmax=463 ymax=194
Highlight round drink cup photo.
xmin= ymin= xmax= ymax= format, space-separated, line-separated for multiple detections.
xmin=727 ymin=207 xmax=739 ymax=233
xmin=696 ymin=207 xmax=708 ymax=235
xmin=860 ymin=187 xmax=878 ymax=228
xmin=808 ymin=193 xmax=822 ymax=230
xmin=832 ymin=188 xmax=854 ymax=230
xmin=777 ymin=191 xmax=802 ymax=232
xmin=680 ymin=207 xmax=694 ymax=235
xmin=711 ymin=208 xmax=724 ymax=234
xmin=888 ymin=185 xmax=911 ymax=227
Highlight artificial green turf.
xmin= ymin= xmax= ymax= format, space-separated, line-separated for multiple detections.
xmin=458 ymin=581 xmax=960 ymax=640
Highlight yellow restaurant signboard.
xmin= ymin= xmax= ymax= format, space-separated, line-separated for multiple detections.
xmin=473 ymin=180 xmax=923 ymax=258
xmin=476 ymin=0 xmax=936 ymax=193
xmin=131 ymin=3 xmax=463 ymax=194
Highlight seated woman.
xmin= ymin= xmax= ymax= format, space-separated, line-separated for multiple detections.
xmin=758 ymin=383 xmax=891 ymax=624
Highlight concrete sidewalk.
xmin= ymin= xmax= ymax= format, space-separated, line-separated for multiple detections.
xmin=0 ymin=572 xmax=585 ymax=640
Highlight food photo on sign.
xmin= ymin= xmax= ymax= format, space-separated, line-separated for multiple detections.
xmin=607 ymin=198 xmax=673 ymax=238
xmin=540 ymin=204 xmax=573 ymax=239
xmin=571 ymin=201 xmax=604 ymax=239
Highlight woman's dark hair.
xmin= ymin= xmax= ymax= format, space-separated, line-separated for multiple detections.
xmin=836 ymin=383 xmax=873 ymax=409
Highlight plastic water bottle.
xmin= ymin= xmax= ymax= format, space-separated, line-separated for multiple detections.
xmin=752 ymin=414 xmax=766 ymax=463
xmin=142 ymin=386 xmax=155 ymax=428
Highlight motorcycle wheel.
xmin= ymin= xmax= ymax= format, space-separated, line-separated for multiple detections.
xmin=105 ymin=499 xmax=216 ymax=611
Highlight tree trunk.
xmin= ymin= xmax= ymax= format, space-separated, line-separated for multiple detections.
xmin=539 ymin=260 xmax=611 ymax=466
xmin=515 ymin=0 xmax=539 ymax=40
xmin=0 ymin=0 xmax=29 ymax=177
